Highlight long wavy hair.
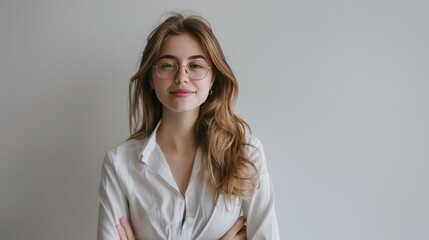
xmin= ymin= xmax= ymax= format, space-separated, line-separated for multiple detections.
xmin=128 ymin=13 xmax=258 ymax=200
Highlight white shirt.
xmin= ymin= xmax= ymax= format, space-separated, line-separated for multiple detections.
xmin=98 ymin=123 xmax=279 ymax=240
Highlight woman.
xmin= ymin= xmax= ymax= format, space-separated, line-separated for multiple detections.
xmin=97 ymin=13 xmax=279 ymax=239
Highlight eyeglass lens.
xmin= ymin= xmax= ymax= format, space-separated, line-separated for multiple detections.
xmin=155 ymin=60 xmax=210 ymax=80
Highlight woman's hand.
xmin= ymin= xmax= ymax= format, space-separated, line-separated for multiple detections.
xmin=220 ymin=216 xmax=246 ymax=240
xmin=116 ymin=216 xmax=247 ymax=240
xmin=116 ymin=217 xmax=135 ymax=240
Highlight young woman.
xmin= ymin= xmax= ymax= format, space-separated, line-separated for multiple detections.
xmin=97 ymin=13 xmax=279 ymax=239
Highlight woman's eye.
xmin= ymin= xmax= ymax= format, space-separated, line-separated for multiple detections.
xmin=160 ymin=63 xmax=176 ymax=70
xmin=189 ymin=64 xmax=203 ymax=69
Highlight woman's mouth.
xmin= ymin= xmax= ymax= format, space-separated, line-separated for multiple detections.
xmin=170 ymin=89 xmax=196 ymax=97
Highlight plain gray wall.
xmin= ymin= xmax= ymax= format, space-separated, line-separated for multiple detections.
xmin=1 ymin=0 xmax=428 ymax=239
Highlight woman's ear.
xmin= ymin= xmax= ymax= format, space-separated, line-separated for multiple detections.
xmin=211 ymin=72 xmax=215 ymax=84
xmin=210 ymin=76 xmax=215 ymax=89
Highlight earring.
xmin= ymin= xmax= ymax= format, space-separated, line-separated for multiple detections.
xmin=209 ymin=89 xmax=213 ymax=95
xmin=150 ymin=89 xmax=155 ymax=94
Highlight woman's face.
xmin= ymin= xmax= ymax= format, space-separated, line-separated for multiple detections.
xmin=151 ymin=33 xmax=214 ymax=115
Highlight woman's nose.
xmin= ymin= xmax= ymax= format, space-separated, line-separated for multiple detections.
xmin=175 ymin=65 xmax=189 ymax=84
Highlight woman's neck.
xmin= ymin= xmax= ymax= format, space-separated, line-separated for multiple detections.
xmin=156 ymin=108 xmax=199 ymax=152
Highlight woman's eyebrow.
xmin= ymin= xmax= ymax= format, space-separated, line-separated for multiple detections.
xmin=157 ymin=55 xmax=177 ymax=61
xmin=157 ymin=55 xmax=207 ymax=61
xmin=188 ymin=55 xmax=207 ymax=60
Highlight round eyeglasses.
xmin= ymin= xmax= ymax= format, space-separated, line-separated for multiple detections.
xmin=154 ymin=61 xmax=211 ymax=80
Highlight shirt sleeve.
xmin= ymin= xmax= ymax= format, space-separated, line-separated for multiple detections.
xmin=242 ymin=138 xmax=280 ymax=239
xmin=97 ymin=151 xmax=129 ymax=240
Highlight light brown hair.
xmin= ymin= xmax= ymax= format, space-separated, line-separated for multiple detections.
xmin=128 ymin=13 xmax=258 ymax=199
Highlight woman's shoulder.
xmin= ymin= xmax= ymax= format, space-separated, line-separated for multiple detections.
xmin=244 ymin=133 xmax=264 ymax=153
xmin=243 ymin=134 xmax=270 ymax=177
xmin=243 ymin=134 xmax=267 ymax=165
xmin=104 ymin=138 xmax=148 ymax=163
xmin=245 ymin=133 xmax=262 ymax=146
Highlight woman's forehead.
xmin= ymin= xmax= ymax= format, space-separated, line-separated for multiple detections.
xmin=159 ymin=34 xmax=208 ymax=60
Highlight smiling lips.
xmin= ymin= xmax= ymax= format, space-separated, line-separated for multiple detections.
xmin=170 ymin=89 xmax=196 ymax=97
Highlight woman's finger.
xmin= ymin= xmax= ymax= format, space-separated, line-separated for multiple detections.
xmin=232 ymin=228 xmax=246 ymax=240
xmin=220 ymin=216 xmax=246 ymax=240
xmin=116 ymin=224 xmax=127 ymax=240
xmin=120 ymin=217 xmax=136 ymax=240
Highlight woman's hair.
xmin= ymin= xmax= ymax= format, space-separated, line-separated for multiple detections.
xmin=128 ymin=13 xmax=258 ymax=200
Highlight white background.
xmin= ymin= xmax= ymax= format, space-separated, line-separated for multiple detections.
xmin=1 ymin=0 xmax=428 ymax=239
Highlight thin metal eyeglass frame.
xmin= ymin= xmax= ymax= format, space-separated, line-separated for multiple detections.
xmin=153 ymin=64 xmax=212 ymax=80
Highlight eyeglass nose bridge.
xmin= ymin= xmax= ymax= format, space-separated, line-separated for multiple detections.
xmin=175 ymin=64 xmax=189 ymax=75
xmin=174 ymin=65 xmax=190 ymax=83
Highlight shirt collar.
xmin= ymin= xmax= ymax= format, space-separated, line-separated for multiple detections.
xmin=137 ymin=120 xmax=203 ymax=175
xmin=138 ymin=121 xmax=161 ymax=164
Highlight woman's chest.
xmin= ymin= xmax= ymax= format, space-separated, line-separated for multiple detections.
xmin=127 ymin=168 xmax=243 ymax=239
